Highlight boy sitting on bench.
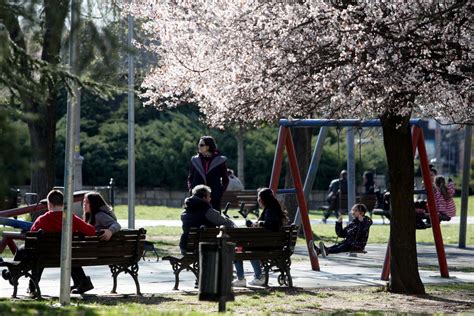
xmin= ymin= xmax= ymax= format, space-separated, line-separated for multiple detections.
xmin=315 ymin=203 xmax=372 ymax=257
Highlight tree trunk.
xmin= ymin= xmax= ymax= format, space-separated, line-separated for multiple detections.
xmin=28 ymin=115 xmax=58 ymax=222
xmin=381 ymin=113 xmax=425 ymax=294
xmin=283 ymin=128 xmax=312 ymax=221
xmin=28 ymin=101 xmax=57 ymax=220
xmin=2 ymin=0 xmax=68 ymax=218
xmin=27 ymin=0 xmax=69 ymax=219
xmin=236 ymin=126 xmax=245 ymax=188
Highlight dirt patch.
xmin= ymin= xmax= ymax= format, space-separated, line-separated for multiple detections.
xmin=300 ymin=286 xmax=474 ymax=314
xmin=76 ymin=284 xmax=474 ymax=314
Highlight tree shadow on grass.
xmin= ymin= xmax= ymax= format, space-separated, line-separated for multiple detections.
xmin=419 ymin=293 xmax=474 ymax=307
xmin=77 ymin=293 xmax=178 ymax=306
xmin=0 ymin=299 xmax=99 ymax=316
xmin=233 ymin=286 xmax=318 ymax=298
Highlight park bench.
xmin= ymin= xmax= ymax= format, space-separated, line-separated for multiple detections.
xmin=163 ymin=225 xmax=298 ymax=290
xmin=220 ymin=190 xmax=259 ymax=217
xmin=0 ymin=228 xmax=146 ymax=299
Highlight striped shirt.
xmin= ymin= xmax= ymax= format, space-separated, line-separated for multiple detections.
xmin=434 ymin=182 xmax=456 ymax=218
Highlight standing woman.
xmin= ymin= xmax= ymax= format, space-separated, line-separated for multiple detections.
xmin=71 ymin=191 xmax=121 ymax=294
xmin=232 ymin=188 xmax=288 ymax=287
xmin=187 ymin=136 xmax=229 ymax=212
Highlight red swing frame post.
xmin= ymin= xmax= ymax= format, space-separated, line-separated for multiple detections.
xmin=269 ymin=127 xmax=320 ymax=271
xmin=381 ymin=126 xmax=449 ymax=280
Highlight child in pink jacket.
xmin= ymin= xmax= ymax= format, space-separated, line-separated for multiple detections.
xmin=433 ymin=175 xmax=456 ymax=221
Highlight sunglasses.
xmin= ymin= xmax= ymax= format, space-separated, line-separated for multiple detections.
xmin=199 ymin=143 xmax=207 ymax=147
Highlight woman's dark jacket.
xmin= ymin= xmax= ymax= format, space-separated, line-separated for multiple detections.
xmin=335 ymin=216 xmax=372 ymax=251
xmin=179 ymin=195 xmax=235 ymax=251
xmin=257 ymin=207 xmax=285 ymax=232
xmin=187 ymin=152 xmax=229 ymax=210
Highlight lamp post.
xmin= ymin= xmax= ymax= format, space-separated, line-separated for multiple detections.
xmin=60 ymin=0 xmax=80 ymax=306
xmin=127 ymin=7 xmax=135 ymax=229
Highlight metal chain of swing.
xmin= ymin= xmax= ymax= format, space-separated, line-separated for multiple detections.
xmin=335 ymin=127 xmax=364 ymax=215
xmin=447 ymin=125 xmax=453 ymax=179
xmin=336 ymin=126 xmax=342 ymax=214
xmin=358 ymin=127 xmax=363 ymax=178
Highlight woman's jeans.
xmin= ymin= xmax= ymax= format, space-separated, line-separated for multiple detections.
xmin=327 ymin=242 xmax=352 ymax=254
xmin=0 ymin=218 xmax=33 ymax=231
xmin=234 ymin=260 xmax=262 ymax=279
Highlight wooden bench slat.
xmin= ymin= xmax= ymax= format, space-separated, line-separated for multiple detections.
xmin=220 ymin=190 xmax=259 ymax=215
xmin=33 ymin=246 xmax=142 ymax=258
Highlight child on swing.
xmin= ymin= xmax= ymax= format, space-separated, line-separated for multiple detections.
xmin=315 ymin=203 xmax=372 ymax=257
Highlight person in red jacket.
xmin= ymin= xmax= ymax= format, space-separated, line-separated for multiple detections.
xmin=3 ymin=190 xmax=96 ymax=297
xmin=30 ymin=191 xmax=96 ymax=235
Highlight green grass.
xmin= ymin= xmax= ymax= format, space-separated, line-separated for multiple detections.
xmin=114 ymin=205 xmax=182 ymax=221
xmin=309 ymin=195 xmax=474 ymax=219
xmin=311 ymin=223 xmax=474 ymax=245
xmin=454 ymin=195 xmax=474 ymax=216
xmin=112 ymin=195 xmax=474 ymax=222
xmin=139 ymin=223 xmax=473 ymax=259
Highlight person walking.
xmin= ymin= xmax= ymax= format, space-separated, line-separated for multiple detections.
xmin=322 ymin=170 xmax=348 ymax=223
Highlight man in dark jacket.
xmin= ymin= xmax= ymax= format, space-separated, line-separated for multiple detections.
xmin=322 ymin=170 xmax=348 ymax=223
xmin=179 ymin=185 xmax=235 ymax=254
xmin=316 ymin=203 xmax=372 ymax=256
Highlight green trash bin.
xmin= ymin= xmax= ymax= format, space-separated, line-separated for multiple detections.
xmin=198 ymin=228 xmax=235 ymax=312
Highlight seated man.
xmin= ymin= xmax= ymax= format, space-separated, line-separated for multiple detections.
xmin=179 ymin=185 xmax=235 ymax=255
xmin=2 ymin=190 xmax=96 ymax=297
xmin=322 ymin=170 xmax=348 ymax=223
xmin=316 ymin=203 xmax=372 ymax=257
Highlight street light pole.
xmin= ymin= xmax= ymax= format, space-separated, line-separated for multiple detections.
xmin=60 ymin=0 xmax=80 ymax=306
xmin=347 ymin=127 xmax=356 ymax=221
xmin=458 ymin=125 xmax=472 ymax=248
xmin=127 ymin=10 xmax=135 ymax=229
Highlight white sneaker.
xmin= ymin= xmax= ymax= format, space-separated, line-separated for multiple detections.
xmin=232 ymin=278 xmax=246 ymax=287
xmin=248 ymin=277 xmax=265 ymax=286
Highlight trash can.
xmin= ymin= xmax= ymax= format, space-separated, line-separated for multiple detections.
xmin=198 ymin=227 xmax=235 ymax=312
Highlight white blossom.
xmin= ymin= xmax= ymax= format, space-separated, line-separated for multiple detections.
xmin=126 ymin=1 xmax=473 ymax=127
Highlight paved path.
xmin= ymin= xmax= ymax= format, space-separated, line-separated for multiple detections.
xmin=118 ymin=216 xmax=474 ymax=228
xmin=1 ymin=244 xmax=472 ymax=299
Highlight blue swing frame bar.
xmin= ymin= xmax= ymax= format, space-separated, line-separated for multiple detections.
xmin=279 ymin=118 xmax=423 ymax=128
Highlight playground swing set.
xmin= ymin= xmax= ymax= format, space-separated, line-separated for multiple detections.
xmin=268 ymin=118 xmax=449 ymax=279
